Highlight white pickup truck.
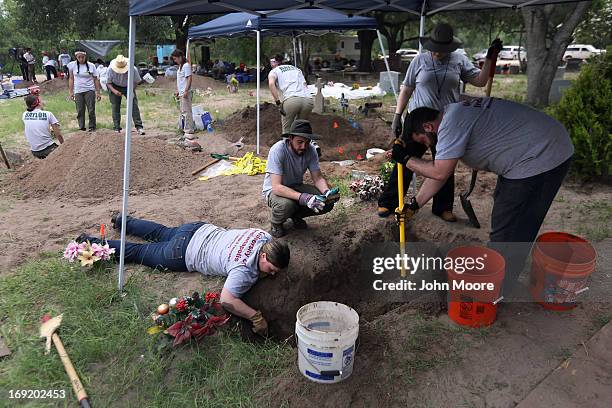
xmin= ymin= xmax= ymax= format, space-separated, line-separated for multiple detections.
xmin=563 ymin=44 xmax=605 ymax=60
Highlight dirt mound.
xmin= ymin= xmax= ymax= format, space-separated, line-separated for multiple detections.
xmin=9 ymin=130 xmax=204 ymax=199
xmin=148 ymin=75 xmax=225 ymax=91
xmin=219 ymin=103 xmax=392 ymax=160
xmin=15 ymin=78 xmax=68 ymax=94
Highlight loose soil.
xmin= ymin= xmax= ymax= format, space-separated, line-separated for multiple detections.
xmin=15 ymin=78 xmax=69 ymax=94
xmin=219 ymin=103 xmax=391 ymax=160
xmin=0 ymin=125 xmax=610 ymax=407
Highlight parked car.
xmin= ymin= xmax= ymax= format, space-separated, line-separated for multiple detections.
xmin=563 ymin=44 xmax=605 ymax=60
xmin=473 ymin=49 xmax=488 ymax=61
xmin=396 ymin=48 xmax=419 ymax=61
xmin=499 ymin=46 xmax=527 ymax=61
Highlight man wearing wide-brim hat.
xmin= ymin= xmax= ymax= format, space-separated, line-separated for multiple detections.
xmin=262 ymin=119 xmax=339 ymax=238
xmin=107 ymin=54 xmax=145 ymax=135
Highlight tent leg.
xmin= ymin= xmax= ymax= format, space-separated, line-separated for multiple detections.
xmin=118 ymin=16 xmax=136 ymax=293
xmin=256 ymin=30 xmax=261 ymax=155
xmin=376 ymin=30 xmax=398 ymax=101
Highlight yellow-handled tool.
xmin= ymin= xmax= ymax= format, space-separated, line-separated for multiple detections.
xmin=396 ymin=163 xmax=407 ymax=277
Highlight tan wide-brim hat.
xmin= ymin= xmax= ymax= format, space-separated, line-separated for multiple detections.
xmin=110 ymin=54 xmax=129 ymax=74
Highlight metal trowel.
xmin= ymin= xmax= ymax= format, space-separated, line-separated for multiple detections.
xmin=460 ymin=169 xmax=480 ymax=228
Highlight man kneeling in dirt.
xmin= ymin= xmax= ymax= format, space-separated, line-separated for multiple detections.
xmin=262 ymin=119 xmax=339 ymax=238
xmin=394 ymin=97 xmax=574 ymax=292
xmin=22 ymin=95 xmax=64 ymax=159
xmin=77 ymin=215 xmax=290 ymax=336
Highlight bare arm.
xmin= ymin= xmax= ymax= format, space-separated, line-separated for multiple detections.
xmin=183 ymin=74 xmax=193 ymax=96
xmin=107 ymin=83 xmax=120 ymax=96
xmin=220 ymin=287 xmax=257 ymax=319
xmin=395 ymin=84 xmax=415 ymax=115
xmin=415 ymin=178 xmax=448 ymax=208
xmin=270 ymin=173 xmax=301 ymax=200
xmin=51 ymin=123 xmax=64 ymax=144
xmin=406 ymin=157 xmax=458 ymax=181
xmin=468 ymin=58 xmax=492 ymax=87
xmin=268 ymin=72 xmax=280 ymax=101
xmin=68 ymin=75 xmax=74 ymax=98
xmin=310 ymin=169 xmax=329 ymax=193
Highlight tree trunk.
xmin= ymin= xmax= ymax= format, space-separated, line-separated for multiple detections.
xmin=358 ymin=30 xmax=377 ymax=72
xmin=522 ymin=2 xmax=591 ymax=106
xmin=171 ymin=15 xmax=190 ymax=52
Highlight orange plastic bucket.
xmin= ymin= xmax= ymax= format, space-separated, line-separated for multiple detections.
xmin=446 ymin=246 xmax=505 ymax=328
xmin=529 ymin=232 xmax=596 ymax=311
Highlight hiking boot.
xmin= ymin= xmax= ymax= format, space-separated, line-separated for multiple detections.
xmin=110 ymin=212 xmax=121 ymax=230
xmin=437 ymin=211 xmax=457 ymax=223
xmin=114 ymin=128 xmax=122 ymax=134
xmin=75 ymin=232 xmax=89 ymax=243
xmin=136 ymin=128 xmax=146 ymax=135
xmin=269 ymin=223 xmax=285 ymax=238
xmin=377 ymin=206 xmax=391 ymax=218
xmin=292 ymin=218 xmax=308 ymax=230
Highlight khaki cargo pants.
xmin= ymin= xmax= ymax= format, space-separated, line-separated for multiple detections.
xmin=267 ymin=184 xmax=335 ymax=224
xmin=281 ymin=96 xmax=314 ymax=134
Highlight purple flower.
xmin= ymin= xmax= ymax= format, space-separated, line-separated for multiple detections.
xmin=63 ymin=241 xmax=80 ymax=262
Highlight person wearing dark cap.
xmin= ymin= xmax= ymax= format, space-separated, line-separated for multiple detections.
xmin=22 ymin=95 xmax=64 ymax=159
xmin=377 ymin=22 xmax=502 ymax=222
xmin=262 ymin=119 xmax=339 ymax=238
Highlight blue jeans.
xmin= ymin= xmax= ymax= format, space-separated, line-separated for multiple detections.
xmin=85 ymin=216 xmax=205 ymax=271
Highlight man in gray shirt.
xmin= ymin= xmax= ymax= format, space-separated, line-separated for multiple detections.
xmin=392 ymin=97 xmax=574 ymax=290
xmin=107 ymin=55 xmax=145 ymax=134
xmin=77 ymin=215 xmax=290 ymax=337
xmin=262 ymin=120 xmax=339 ymax=237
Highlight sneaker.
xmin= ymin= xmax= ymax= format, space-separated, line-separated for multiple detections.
xmin=80 ymin=128 xmax=87 ymax=131
xmin=110 ymin=212 xmax=121 ymax=230
xmin=115 ymin=129 xmax=122 ymax=134
xmin=87 ymin=128 xmax=95 ymax=132
xmin=75 ymin=233 xmax=89 ymax=243
xmin=269 ymin=223 xmax=285 ymax=238
xmin=136 ymin=128 xmax=146 ymax=135
xmin=292 ymin=218 xmax=308 ymax=230
xmin=377 ymin=206 xmax=391 ymax=218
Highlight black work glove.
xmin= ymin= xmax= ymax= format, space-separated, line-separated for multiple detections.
xmin=276 ymin=99 xmax=286 ymax=116
xmin=391 ymin=139 xmax=410 ymax=165
xmin=391 ymin=113 xmax=402 ymax=138
xmin=487 ymin=39 xmax=503 ymax=59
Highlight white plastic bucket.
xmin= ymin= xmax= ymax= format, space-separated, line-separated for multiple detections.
xmin=295 ymin=301 xmax=359 ymax=383
xmin=143 ymin=73 xmax=155 ymax=84
xmin=366 ymin=148 xmax=386 ymax=159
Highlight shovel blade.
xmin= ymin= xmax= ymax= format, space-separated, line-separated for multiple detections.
xmin=460 ymin=194 xmax=481 ymax=229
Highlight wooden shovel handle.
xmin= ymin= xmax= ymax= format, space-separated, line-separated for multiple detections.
xmin=51 ymin=333 xmax=89 ymax=403
xmin=191 ymin=158 xmax=221 ymax=176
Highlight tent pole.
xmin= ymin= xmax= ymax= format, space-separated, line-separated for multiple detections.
xmin=256 ymin=29 xmax=261 ymax=155
xmin=118 ymin=15 xmax=136 ymax=293
xmin=376 ymin=30 xmax=397 ymax=101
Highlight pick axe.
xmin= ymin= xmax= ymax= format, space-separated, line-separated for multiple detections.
xmin=460 ymin=47 xmax=499 ymax=229
xmin=40 ymin=314 xmax=91 ymax=408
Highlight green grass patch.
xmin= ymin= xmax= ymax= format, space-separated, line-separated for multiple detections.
xmin=575 ymin=201 xmax=612 ymax=241
xmin=0 ymin=255 xmax=292 ymax=407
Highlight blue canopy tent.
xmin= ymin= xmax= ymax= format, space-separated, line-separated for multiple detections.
xmin=119 ymin=0 xmax=585 ymax=292
xmin=187 ymin=9 xmax=380 ymax=156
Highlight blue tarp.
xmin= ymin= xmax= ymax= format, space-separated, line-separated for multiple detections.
xmin=188 ymin=9 xmax=377 ymax=39
xmin=130 ymin=0 xmax=581 ymax=17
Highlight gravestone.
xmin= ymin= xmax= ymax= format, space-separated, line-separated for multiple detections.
xmin=313 ymin=78 xmax=325 ymax=114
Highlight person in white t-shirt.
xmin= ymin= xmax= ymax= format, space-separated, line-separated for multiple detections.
xmin=67 ymin=50 xmax=101 ymax=131
xmin=23 ymin=48 xmax=38 ymax=83
xmin=41 ymin=51 xmax=58 ymax=81
xmin=171 ymin=49 xmax=196 ymax=136
xmin=58 ymin=49 xmax=71 ymax=80
xmin=268 ymin=54 xmax=313 ymax=134
xmin=22 ymin=95 xmax=64 ymax=159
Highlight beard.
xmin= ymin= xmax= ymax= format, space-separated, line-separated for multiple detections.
xmin=425 ymin=131 xmax=438 ymax=147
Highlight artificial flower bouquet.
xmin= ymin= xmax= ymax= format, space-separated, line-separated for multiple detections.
xmin=350 ymin=175 xmax=385 ymax=201
xmin=63 ymin=240 xmax=115 ymax=267
xmin=149 ymin=292 xmax=229 ymax=346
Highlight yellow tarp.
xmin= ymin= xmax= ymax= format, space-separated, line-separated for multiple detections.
xmin=198 ymin=152 xmax=267 ymax=181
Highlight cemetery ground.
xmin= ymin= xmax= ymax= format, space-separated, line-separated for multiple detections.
xmin=0 ymin=74 xmax=610 ymax=407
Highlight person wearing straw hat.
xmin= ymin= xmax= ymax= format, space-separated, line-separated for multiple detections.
xmin=67 ymin=50 xmax=101 ymax=132
xmin=262 ymin=119 xmax=339 ymax=238
xmin=107 ymin=55 xmax=145 ymax=135
xmin=377 ymin=23 xmax=502 ymax=223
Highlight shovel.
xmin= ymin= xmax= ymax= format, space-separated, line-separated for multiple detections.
xmin=460 ymin=47 xmax=499 ymax=228
xmin=40 ymin=314 xmax=91 ymax=408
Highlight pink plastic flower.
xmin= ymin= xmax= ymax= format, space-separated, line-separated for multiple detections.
xmin=91 ymin=243 xmax=115 ymax=261
xmin=63 ymin=241 xmax=80 ymax=262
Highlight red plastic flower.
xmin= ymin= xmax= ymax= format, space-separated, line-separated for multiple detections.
xmin=167 ymin=315 xmax=197 ymax=346
xmin=175 ymin=298 xmax=188 ymax=312
xmin=205 ymin=292 xmax=220 ymax=303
